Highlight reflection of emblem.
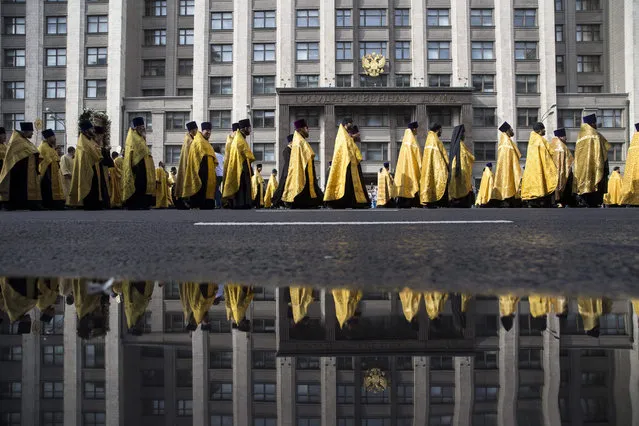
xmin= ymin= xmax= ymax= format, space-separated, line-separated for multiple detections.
xmin=34 ymin=119 xmax=43 ymax=131
xmin=363 ymin=368 xmax=389 ymax=393
xmin=362 ymin=53 xmax=386 ymax=77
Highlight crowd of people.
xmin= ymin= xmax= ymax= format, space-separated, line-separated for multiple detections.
xmin=0 ymin=112 xmax=637 ymax=211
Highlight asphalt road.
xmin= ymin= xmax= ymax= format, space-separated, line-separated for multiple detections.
xmin=0 ymin=208 xmax=638 ymax=296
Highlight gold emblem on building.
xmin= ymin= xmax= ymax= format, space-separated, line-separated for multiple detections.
xmin=362 ymin=53 xmax=386 ymax=77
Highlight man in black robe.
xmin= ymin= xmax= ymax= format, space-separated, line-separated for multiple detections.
xmin=272 ymin=134 xmax=294 ymax=207
xmin=94 ymin=126 xmax=114 ymax=209
xmin=0 ymin=122 xmax=42 ymax=210
xmin=187 ymin=121 xmax=217 ymax=210
xmin=123 ymin=117 xmax=155 ymax=210
xmin=39 ymin=129 xmax=66 ymax=210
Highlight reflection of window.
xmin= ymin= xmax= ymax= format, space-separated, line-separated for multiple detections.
xmin=84 ymin=382 xmax=105 ymax=399
xmin=430 ymin=386 xmax=453 ymax=404
xmin=47 ymin=16 xmax=67 ymax=34
xmin=3 ymin=81 xmax=24 ymax=99
xmin=5 ymin=49 xmax=26 ymax=67
xmin=470 ymin=9 xmax=493 ymax=26
xmin=144 ymin=29 xmax=166 ymax=46
xmin=4 ymin=17 xmax=25 ymax=34
xmin=428 ymin=42 xmax=451 ymax=60
xmin=337 ymin=384 xmax=354 ymax=403
xmin=210 ymin=351 xmax=233 ymax=369
xmin=177 ymin=400 xmax=192 ymax=417
xmin=211 ymin=415 xmax=233 ymax=426
xmin=254 ymin=11 xmax=276 ymax=29
xmin=514 ymin=9 xmax=536 ymax=27
xmin=86 ymin=47 xmax=107 ymax=66
xmin=178 ymin=29 xmax=194 ymax=45
xmin=296 ymin=10 xmax=319 ymax=27
xmin=252 ymin=351 xmax=276 ymax=369
xmin=555 ymin=25 xmax=564 ymax=42
xmin=359 ymin=9 xmax=387 ymax=27
xmin=177 ymin=59 xmax=193 ymax=76
xmin=253 ymin=383 xmax=276 ymax=401
xmin=296 ymin=383 xmax=321 ymax=403
xmin=253 ymin=110 xmax=275 ymax=128
xmin=43 ymin=381 xmax=64 ymax=399
xmin=515 ymin=42 xmax=538 ymax=60
xmin=210 ymin=383 xmax=233 ymax=400
xmin=46 ymin=48 xmax=66 ymax=67
xmin=3 ymin=113 xmax=25 ymax=130
xmin=428 ymin=74 xmax=450 ymax=88
xmin=427 ymin=9 xmax=450 ymax=27
xmin=145 ymin=0 xmax=166 ymax=16
xmin=577 ymin=55 xmax=601 ymax=72
xmin=556 ymin=0 xmax=564 ymax=11
xmin=336 ymin=9 xmax=352 ymax=27
xmin=475 ymin=386 xmax=498 ymax=401
xmin=179 ymin=0 xmax=194 ymax=16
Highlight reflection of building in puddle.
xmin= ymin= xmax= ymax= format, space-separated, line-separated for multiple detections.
xmin=0 ymin=280 xmax=638 ymax=425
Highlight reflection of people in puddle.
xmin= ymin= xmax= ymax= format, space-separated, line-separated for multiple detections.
xmin=112 ymin=281 xmax=155 ymax=336
xmin=0 ymin=278 xmax=38 ymax=332
xmin=180 ymin=283 xmax=218 ymax=332
xmin=73 ymin=280 xmax=110 ymax=339
xmin=332 ymin=289 xmax=362 ymax=334
xmin=224 ymin=285 xmax=254 ymax=332
xmin=578 ymin=297 xmax=612 ymax=338
xmin=288 ymin=286 xmax=314 ymax=325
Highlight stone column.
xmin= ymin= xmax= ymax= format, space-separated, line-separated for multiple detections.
xmin=232 ymin=0 xmax=251 ymax=120
xmin=494 ymin=0 xmax=516 ymax=128
xmin=107 ymin=0 xmax=127 ymax=150
xmin=149 ymin=283 xmax=164 ymax=332
xmin=321 ymin=357 xmax=337 ymax=426
xmin=410 ymin=0 xmax=427 ymax=87
xmin=413 ymin=357 xmax=429 ymax=424
xmin=542 ymin=315 xmax=561 ymax=426
xmin=630 ymin=308 xmax=639 ymax=426
xmin=63 ymin=303 xmax=82 ymax=426
xmin=461 ymin=103 xmax=474 ymax=152
xmin=625 ymin=0 xmax=639 ymax=144
xmin=192 ymin=328 xmax=210 ymax=426
xmin=21 ymin=312 xmax=41 ymax=426
xmin=498 ymin=309 xmax=519 ymax=426
xmin=164 ymin=0 xmax=177 ymax=96
xmin=453 ymin=357 xmax=473 ymax=426
xmin=613 ymin=346 xmax=632 ymax=426
xmin=321 ymin=288 xmax=336 ymax=341
xmin=106 ymin=297 xmax=123 ymax=426
xmin=277 ymin=104 xmax=290 ymax=172
xmin=277 ymin=357 xmax=295 ymax=426
xmin=451 ymin=0 xmax=471 ymax=88
xmin=232 ymin=329 xmax=251 ymax=426
xmin=192 ymin=0 xmax=210 ymax=123
xmin=322 ymin=105 xmax=337 ymax=188
xmin=65 ymin=0 xmax=86 ymax=147
xmin=320 ymin=0 xmax=336 ymax=87
xmin=163 ymin=347 xmax=177 ymax=426
xmin=276 ymin=0 xmax=295 ymax=88
xmin=25 ymin=0 xmax=43 ymax=126
xmin=538 ymin=0 xmax=558 ymax=132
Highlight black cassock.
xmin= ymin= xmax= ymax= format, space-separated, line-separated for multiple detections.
xmin=190 ymin=158 xmax=215 ymax=210
xmin=40 ymin=163 xmax=65 ymax=210
xmin=83 ymin=148 xmax=113 ymax=210
xmin=5 ymin=155 xmax=40 ymax=211
xmin=325 ymin=163 xmax=370 ymax=209
xmin=124 ymin=155 xmax=155 ymax=210
xmin=272 ymin=145 xmax=324 ymax=209
xmin=271 ymin=146 xmax=291 ymax=207
xmin=228 ymin=161 xmax=253 ymax=210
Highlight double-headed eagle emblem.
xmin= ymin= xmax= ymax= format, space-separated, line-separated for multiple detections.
xmin=362 ymin=53 xmax=386 ymax=77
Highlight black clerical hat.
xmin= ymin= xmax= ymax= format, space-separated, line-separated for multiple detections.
xmin=131 ymin=116 xmax=145 ymax=128
xmin=238 ymin=118 xmax=251 ymax=128
xmin=232 ymin=122 xmax=240 ymax=131
xmin=500 ymin=315 xmax=514 ymax=331
xmin=201 ymin=122 xmax=212 ymax=131
xmin=186 ymin=121 xmax=198 ymax=131
xmin=586 ymin=326 xmax=600 ymax=338
xmin=583 ymin=113 xmax=597 ymax=126
xmin=341 ymin=117 xmax=353 ymax=126
xmin=42 ymin=129 xmax=55 ymax=139
xmin=614 ymin=166 xmax=621 ymax=171
xmin=408 ymin=121 xmax=418 ymax=129
xmin=499 ymin=122 xmax=511 ymax=132
xmin=294 ymin=119 xmax=307 ymax=129
xmin=383 ymin=162 xmax=390 ymax=168
xmin=79 ymin=120 xmax=93 ymax=132
xmin=348 ymin=125 xmax=360 ymax=134
xmin=486 ymin=162 xmax=493 ymax=168
xmin=533 ymin=122 xmax=545 ymax=132
xmin=256 ymin=163 xmax=262 ymax=168
xmin=19 ymin=122 xmax=34 ymax=132
xmin=272 ymin=169 xmax=277 ymax=174
xmin=429 ymin=122 xmax=442 ymax=132
xmin=635 ymin=122 xmax=639 ymax=132
xmin=287 ymin=134 xmax=294 ymax=142
xmin=554 ymin=128 xmax=566 ymax=137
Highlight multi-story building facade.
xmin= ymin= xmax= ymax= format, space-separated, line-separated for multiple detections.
xmin=1 ymin=0 xmax=638 ymax=185
xmin=1 ymin=285 xmax=639 ymax=426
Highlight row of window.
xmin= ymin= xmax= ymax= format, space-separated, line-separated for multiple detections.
xmin=4 ymin=15 xmax=107 ymax=35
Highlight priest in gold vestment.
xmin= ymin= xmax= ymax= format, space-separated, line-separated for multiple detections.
xmin=183 ymin=122 xmax=217 ymax=210
xmin=122 ymin=117 xmax=155 ymax=210
xmin=420 ymin=123 xmax=449 ymax=207
xmin=573 ymin=114 xmax=610 ymax=207
xmin=475 ymin=163 xmax=494 ymax=207
xmin=377 ymin=162 xmax=396 ymax=208
xmin=38 ymin=129 xmax=66 ymax=210
xmin=174 ymin=121 xmax=198 ymax=209
xmin=0 ymin=127 xmax=7 ymax=180
xmin=394 ymin=121 xmax=421 ymax=208
xmin=109 ymin=152 xmax=123 ymax=208
xmin=621 ymin=123 xmax=639 ymax=206
xmin=263 ymin=169 xmax=278 ymax=208
xmin=154 ymin=162 xmax=170 ymax=208
xmin=68 ymin=122 xmax=105 ymax=209
xmin=447 ymin=124 xmax=475 ymax=207
xmin=251 ymin=163 xmax=265 ymax=209
xmin=180 ymin=283 xmax=218 ymax=331
xmin=603 ymin=167 xmax=623 ymax=206
xmin=223 ymin=119 xmax=255 ymax=209
xmin=0 ymin=122 xmax=42 ymax=210
xmin=492 ymin=122 xmax=522 ymax=207
xmin=550 ymin=128 xmax=574 ymax=207
xmin=520 ymin=123 xmax=558 ymax=207
xmin=281 ymin=120 xmax=323 ymax=208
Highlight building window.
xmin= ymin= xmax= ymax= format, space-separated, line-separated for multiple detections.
xmin=296 ymin=383 xmax=321 ymax=403
xmin=360 ymin=113 xmax=389 ymax=127
xmin=430 ymin=386 xmax=454 ymax=404
xmin=4 ymin=17 xmax=26 ymax=35
xmin=427 ymin=41 xmax=450 ymax=60
xmin=430 ymin=356 xmax=453 ymax=370
xmin=396 ymin=384 xmax=413 ymax=404
xmin=608 ymin=144 xmax=624 ymax=162
xmin=86 ymin=47 xmax=107 ymax=66
xmin=144 ymin=29 xmax=166 ymax=46
xmin=45 ymin=113 xmax=65 ymax=131
xmin=143 ymin=59 xmax=165 ymax=76
xmin=336 ymin=74 xmax=352 ymax=87
xmin=253 ymin=144 xmax=275 ymax=162
xmin=429 ymin=416 xmax=452 ymax=426
xmin=142 ymin=89 xmax=165 ymax=96
xmin=428 ymin=74 xmax=451 ymax=88
xmin=576 ymin=24 xmax=601 ymax=42
xmin=87 ymin=15 xmax=108 ymax=33
xmin=164 ymin=146 xmax=181 ymax=164
xmin=85 ymin=79 xmax=107 ymax=98
xmin=429 ymin=107 xmax=453 ymax=126
xmin=514 ymin=9 xmax=536 ymax=27
xmin=0 ymin=346 xmax=22 ymax=361
xmin=42 ymin=411 xmax=63 ymax=426
xmin=296 ymin=42 xmax=319 ymax=61
xmin=577 ymin=85 xmax=602 ymax=93
xmin=472 ymin=414 xmax=498 ymax=425
xmin=474 ymin=142 xmax=496 ymax=161
xmin=165 ymin=112 xmax=190 ymax=130
xmin=254 ymin=419 xmax=276 ymax=426
xmin=211 ymin=415 xmax=233 ymax=426
xmin=177 ymin=400 xmax=192 ymax=417
xmin=427 ymin=9 xmax=450 ymax=27
xmin=519 ymin=349 xmax=542 ymax=369
xmin=361 ymin=387 xmax=389 ymax=404
xmin=576 ymin=0 xmax=599 ymax=11
xmin=516 ymin=75 xmax=538 ymax=93
xmin=251 ymin=110 xmax=275 ymax=128
xmin=555 ymin=0 xmax=564 ymax=11
xmin=254 ymin=11 xmax=276 ymax=29
xmin=395 ymin=41 xmax=411 ymax=60
xmin=297 ymin=357 xmax=320 ymax=369
xmin=359 ymin=9 xmax=387 ymax=27
xmin=556 ymin=56 xmax=565 ymax=73
xmin=179 ymin=0 xmax=194 ymax=16
xmin=177 ymin=58 xmax=193 ymax=76
xmin=3 ymin=113 xmax=25 ymax=130
xmin=142 ymin=399 xmax=165 ymax=416
xmin=298 ymin=419 xmax=320 ymax=426
xmin=337 ymin=384 xmax=354 ymax=403
xmin=475 ymin=386 xmax=498 ymax=401
xmin=514 ymin=42 xmax=538 ymax=60
xmin=556 ymin=86 xmax=565 ymax=93
xmin=252 ymin=75 xmax=275 ymax=95
xmin=42 ymin=381 xmax=63 ymax=399
xmin=471 ymin=41 xmax=495 ymax=60
xmin=211 ymin=44 xmax=232 ymax=63
xmin=251 ymin=318 xmax=276 ymax=332
xmin=396 ymin=74 xmax=411 ymax=87
xmin=336 ymin=42 xmax=352 ymax=60
xmin=253 ymin=383 xmax=276 ymax=402
xmin=600 ymin=109 xmax=623 ymax=128
xmin=470 ymin=9 xmax=493 ymax=26
xmin=141 ymin=369 xmax=164 ymax=387
xmin=336 ymin=9 xmax=352 ymax=27
xmin=577 ymin=55 xmax=601 ymax=72
xmin=473 ymin=108 xmax=496 ymax=127
xmin=84 ymin=382 xmax=105 ymax=400
xmin=395 ymin=9 xmax=410 ymax=27
xmin=145 ymin=0 xmax=167 ymax=17
xmin=252 ymin=351 xmax=276 ymax=369
xmin=176 ymin=369 xmax=192 ymax=387
xmin=472 ymin=74 xmax=495 ymax=92
xmin=177 ymin=88 xmax=193 ymax=96
xmin=475 ymin=350 xmax=499 ymax=368
xmin=555 ymin=25 xmax=564 ymax=42
xmin=581 ymin=398 xmax=607 ymax=422
xmin=359 ymin=41 xmax=387 ymax=57
xmin=46 ymin=48 xmax=66 ymax=66
xmin=558 ymin=109 xmax=582 ymax=128
xmin=210 ymin=383 xmax=232 ymax=401
xmin=83 ymin=413 xmax=105 ymax=426
xmin=210 ymin=351 xmax=233 ymax=369
xmin=4 ymin=49 xmax=25 ymax=67
xmin=178 ymin=28 xmax=194 ymax=45
xmin=253 ymin=43 xmax=276 ymax=62
xmin=517 ymin=108 xmax=538 ymax=127
xmin=211 ymin=12 xmax=233 ymax=31
xmin=210 ymin=77 xmax=232 ymax=95
xmin=361 ymin=420 xmax=390 ymax=426
xmin=47 ymin=16 xmax=66 ymax=34
xmin=3 ymin=81 xmax=24 ymax=99
xmin=210 ymin=110 xmax=231 ymax=129
xmin=296 ymin=9 xmax=319 ymax=28
xmin=0 ymin=382 xmax=21 ymax=399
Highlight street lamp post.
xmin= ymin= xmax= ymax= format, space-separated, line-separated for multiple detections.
xmin=44 ymin=107 xmax=67 ymax=151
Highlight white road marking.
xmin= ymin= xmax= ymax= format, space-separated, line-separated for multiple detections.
xmin=194 ymin=220 xmax=513 ymax=226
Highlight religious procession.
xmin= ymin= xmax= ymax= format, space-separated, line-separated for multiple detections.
xmin=0 ymin=278 xmax=630 ymax=341
xmin=0 ymin=110 xmax=638 ymax=211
